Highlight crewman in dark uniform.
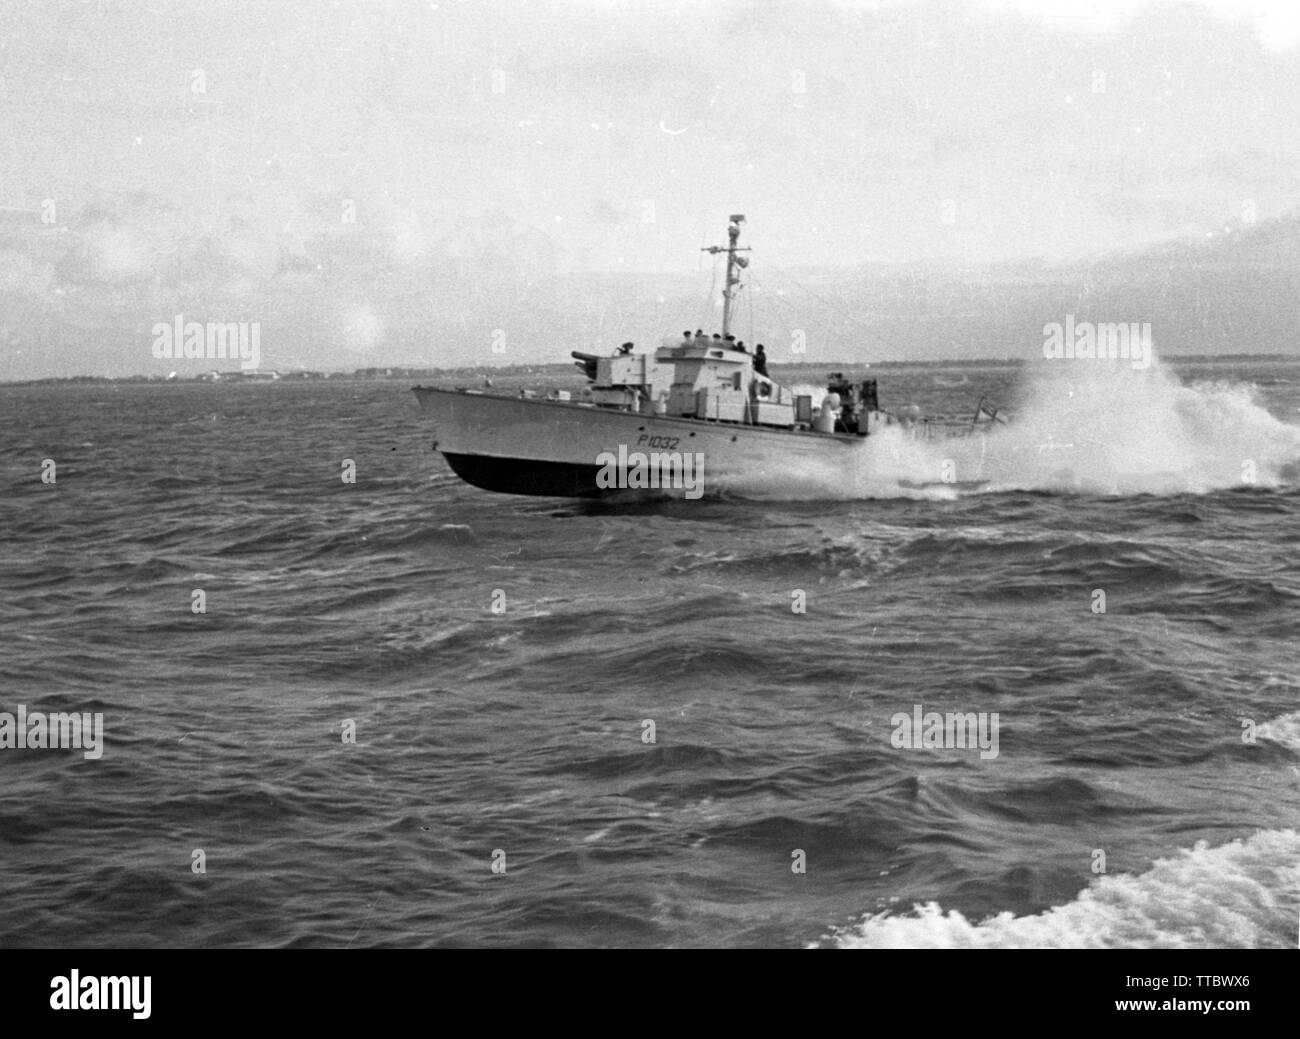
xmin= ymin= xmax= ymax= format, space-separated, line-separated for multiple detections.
xmin=754 ymin=344 xmax=768 ymax=376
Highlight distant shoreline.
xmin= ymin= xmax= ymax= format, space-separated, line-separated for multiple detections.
xmin=3 ymin=353 xmax=1297 ymax=387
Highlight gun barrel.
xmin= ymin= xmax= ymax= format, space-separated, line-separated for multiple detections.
xmin=571 ymin=351 xmax=599 ymax=380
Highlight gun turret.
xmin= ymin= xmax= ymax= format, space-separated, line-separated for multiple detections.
xmin=571 ymin=351 xmax=600 ymax=381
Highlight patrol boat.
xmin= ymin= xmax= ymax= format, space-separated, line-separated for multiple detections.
xmin=412 ymin=215 xmax=1000 ymax=498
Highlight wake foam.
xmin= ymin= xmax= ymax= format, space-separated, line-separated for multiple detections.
xmin=742 ymin=358 xmax=1300 ymax=499
xmin=823 ymin=828 xmax=1300 ymax=948
xmin=719 ymin=425 xmax=964 ymax=501
xmin=972 ymin=359 xmax=1300 ymax=494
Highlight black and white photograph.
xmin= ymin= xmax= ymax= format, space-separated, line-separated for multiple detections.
xmin=1 ymin=0 xmax=1298 ymax=984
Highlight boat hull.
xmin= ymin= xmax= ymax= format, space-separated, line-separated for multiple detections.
xmin=442 ymin=452 xmax=612 ymax=497
xmin=412 ymin=386 xmax=863 ymax=499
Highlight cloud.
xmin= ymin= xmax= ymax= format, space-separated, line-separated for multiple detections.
xmin=0 ymin=247 xmax=53 ymax=296
xmin=3 ymin=0 xmax=1300 ymax=378
xmin=590 ymin=198 xmax=624 ymax=225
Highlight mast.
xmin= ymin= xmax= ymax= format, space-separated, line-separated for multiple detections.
xmin=702 ymin=214 xmax=750 ymax=340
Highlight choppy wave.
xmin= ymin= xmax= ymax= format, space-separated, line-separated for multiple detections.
xmin=1257 ymin=711 xmax=1300 ymax=752
xmin=1 ymin=363 xmax=1297 ymax=948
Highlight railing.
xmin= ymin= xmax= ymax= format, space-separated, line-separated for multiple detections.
xmin=887 ymin=396 xmax=1005 ymax=438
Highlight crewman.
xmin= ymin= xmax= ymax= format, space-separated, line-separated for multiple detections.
xmin=754 ymin=344 xmax=768 ymax=376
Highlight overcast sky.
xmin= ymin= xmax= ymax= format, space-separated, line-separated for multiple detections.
xmin=1 ymin=0 xmax=1298 ymax=377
